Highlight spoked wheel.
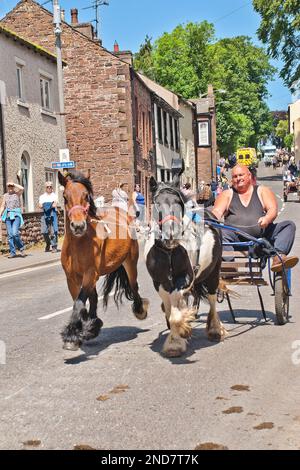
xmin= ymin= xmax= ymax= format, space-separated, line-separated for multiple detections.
xmin=274 ymin=272 xmax=290 ymax=325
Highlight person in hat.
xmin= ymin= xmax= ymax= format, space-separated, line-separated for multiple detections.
xmin=39 ymin=182 xmax=59 ymax=252
xmin=0 ymin=181 xmax=25 ymax=258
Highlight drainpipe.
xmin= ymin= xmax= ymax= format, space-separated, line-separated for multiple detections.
xmin=0 ymin=102 xmax=7 ymax=193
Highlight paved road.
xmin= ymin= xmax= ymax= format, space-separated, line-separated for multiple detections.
xmin=1 ymin=165 xmax=300 ymax=450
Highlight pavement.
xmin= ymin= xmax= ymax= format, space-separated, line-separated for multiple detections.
xmin=0 ymin=245 xmax=61 ymax=275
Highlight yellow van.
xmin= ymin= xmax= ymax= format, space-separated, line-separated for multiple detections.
xmin=236 ymin=148 xmax=258 ymax=167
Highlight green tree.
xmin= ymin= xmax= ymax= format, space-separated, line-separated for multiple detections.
xmin=134 ymin=35 xmax=155 ymax=80
xmin=253 ymin=0 xmax=300 ymax=88
xmin=134 ymin=25 xmax=275 ymax=155
xmin=284 ymin=134 xmax=294 ymax=150
xmin=275 ymin=119 xmax=289 ymax=140
xmin=134 ymin=22 xmax=215 ymax=98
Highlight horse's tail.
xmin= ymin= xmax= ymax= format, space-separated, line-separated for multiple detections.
xmin=102 ymin=265 xmax=134 ymax=310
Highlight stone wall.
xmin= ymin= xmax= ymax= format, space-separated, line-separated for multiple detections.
xmin=0 ymin=211 xmax=64 ymax=251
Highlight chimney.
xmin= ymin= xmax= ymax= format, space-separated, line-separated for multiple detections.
xmin=207 ymin=84 xmax=214 ymax=97
xmin=61 ymin=9 xmax=65 ymax=21
xmin=71 ymin=8 xmax=78 ymax=25
xmin=114 ymin=40 xmax=119 ymax=53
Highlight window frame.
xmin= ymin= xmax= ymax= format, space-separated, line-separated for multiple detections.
xmin=163 ymin=110 xmax=168 ymax=146
xmin=157 ymin=106 xmax=163 ymax=143
xmin=40 ymin=75 xmax=52 ymax=111
xmin=45 ymin=168 xmax=57 ymax=192
xmin=198 ymin=120 xmax=211 ymax=147
xmin=174 ymin=119 xmax=179 ymax=152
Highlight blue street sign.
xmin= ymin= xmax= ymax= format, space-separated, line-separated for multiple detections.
xmin=51 ymin=161 xmax=76 ymax=169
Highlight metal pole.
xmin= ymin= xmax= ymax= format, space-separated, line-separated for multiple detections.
xmin=53 ymin=0 xmax=66 ymax=150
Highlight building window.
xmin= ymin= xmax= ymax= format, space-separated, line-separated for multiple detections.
xmin=16 ymin=65 xmax=24 ymax=100
xmin=40 ymin=76 xmax=51 ymax=110
xmin=157 ymin=106 xmax=162 ymax=142
xmin=198 ymin=121 xmax=210 ymax=146
xmin=21 ymin=153 xmax=29 ymax=212
xmin=169 ymin=116 xmax=174 ymax=149
xmin=174 ymin=119 xmax=179 ymax=151
xmin=45 ymin=169 xmax=56 ymax=191
xmin=160 ymin=169 xmax=165 ymax=182
xmin=163 ymin=111 xmax=168 ymax=146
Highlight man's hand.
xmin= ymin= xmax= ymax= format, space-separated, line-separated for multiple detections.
xmin=258 ymin=216 xmax=270 ymax=229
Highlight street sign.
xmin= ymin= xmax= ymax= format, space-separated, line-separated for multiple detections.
xmin=51 ymin=161 xmax=76 ymax=169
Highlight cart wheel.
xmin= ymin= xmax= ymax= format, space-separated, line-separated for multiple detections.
xmin=274 ymin=273 xmax=290 ymax=325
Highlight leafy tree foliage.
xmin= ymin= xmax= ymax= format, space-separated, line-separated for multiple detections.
xmin=253 ymin=0 xmax=300 ymax=88
xmin=134 ymin=25 xmax=275 ymax=155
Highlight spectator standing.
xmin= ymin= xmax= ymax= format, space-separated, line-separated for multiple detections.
xmin=39 ymin=182 xmax=59 ymax=252
xmin=132 ymin=183 xmax=146 ymax=227
xmin=0 ymin=181 xmax=25 ymax=258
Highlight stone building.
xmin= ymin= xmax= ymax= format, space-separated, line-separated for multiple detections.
xmin=1 ymin=0 xmax=156 ymax=203
xmin=0 ymin=24 xmax=64 ymax=209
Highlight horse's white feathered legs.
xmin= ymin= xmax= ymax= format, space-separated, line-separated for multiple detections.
xmin=206 ymin=294 xmax=228 ymax=342
xmin=160 ymin=289 xmax=195 ymax=357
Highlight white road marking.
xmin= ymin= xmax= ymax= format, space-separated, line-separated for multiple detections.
xmin=0 ymin=261 xmax=60 ymax=280
xmin=38 ymin=292 xmax=116 ymax=320
xmin=38 ymin=307 xmax=72 ymax=320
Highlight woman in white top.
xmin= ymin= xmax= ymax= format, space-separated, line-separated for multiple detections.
xmin=112 ymin=183 xmax=129 ymax=212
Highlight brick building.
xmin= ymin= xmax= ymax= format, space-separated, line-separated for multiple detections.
xmin=2 ymin=0 xmax=155 ymax=204
xmin=192 ymin=85 xmax=217 ymax=184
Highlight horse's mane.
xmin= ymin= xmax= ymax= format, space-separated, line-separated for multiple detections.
xmin=66 ymin=171 xmax=97 ymax=217
xmin=153 ymin=182 xmax=189 ymax=205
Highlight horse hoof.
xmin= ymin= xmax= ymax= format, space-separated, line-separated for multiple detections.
xmin=63 ymin=341 xmax=81 ymax=351
xmin=207 ymin=331 xmax=222 ymax=343
xmin=134 ymin=298 xmax=149 ymax=321
xmin=164 ymin=349 xmax=183 ymax=358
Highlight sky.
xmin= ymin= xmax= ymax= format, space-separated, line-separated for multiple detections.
xmin=0 ymin=0 xmax=294 ymax=110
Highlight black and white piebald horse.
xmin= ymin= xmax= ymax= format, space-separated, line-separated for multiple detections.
xmin=145 ymin=176 xmax=227 ymax=357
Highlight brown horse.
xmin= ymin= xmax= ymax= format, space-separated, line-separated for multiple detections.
xmin=58 ymin=171 xmax=149 ymax=351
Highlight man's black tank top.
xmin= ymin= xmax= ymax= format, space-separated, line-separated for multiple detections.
xmin=225 ymin=186 xmax=265 ymax=238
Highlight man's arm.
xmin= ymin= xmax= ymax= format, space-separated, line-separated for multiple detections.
xmin=211 ymin=190 xmax=231 ymax=220
xmin=258 ymin=186 xmax=278 ymax=229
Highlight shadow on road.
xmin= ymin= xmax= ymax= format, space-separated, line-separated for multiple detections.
xmin=150 ymin=326 xmax=222 ymax=365
xmin=64 ymin=326 xmax=150 ymax=364
xmin=218 ymin=308 xmax=276 ymax=324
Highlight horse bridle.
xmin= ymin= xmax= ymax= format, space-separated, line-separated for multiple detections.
xmin=68 ymin=204 xmax=90 ymax=219
xmin=153 ymin=187 xmax=186 ymax=228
